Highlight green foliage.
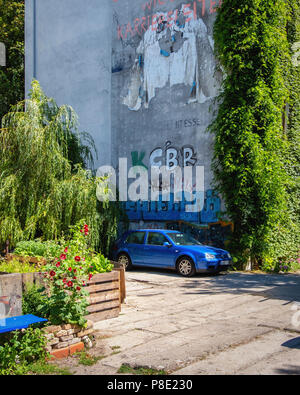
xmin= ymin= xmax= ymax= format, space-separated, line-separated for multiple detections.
xmin=14 ymin=239 xmax=62 ymax=260
xmin=0 ymin=328 xmax=48 ymax=375
xmin=89 ymin=254 xmax=113 ymax=274
xmin=75 ymin=351 xmax=105 ymax=366
xmin=0 ymin=0 xmax=24 ymax=122
xmin=24 ymin=361 xmax=72 ymax=375
xmin=0 ymin=81 xmax=119 ymax=252
xmin=0 ymin=258 xmax=40 ymax=273
xmin=211 ymin=0 xmax=300 ymax=269
xmin=117 ymin=364 xmax=167 ymax=375
xmin=39 ymin=223 xmax=113 ymax=327
xmin=22 ymin=284 xmax=49 ymax=317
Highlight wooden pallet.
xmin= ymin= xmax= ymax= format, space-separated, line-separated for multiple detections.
xmin=85 ymin=271 xmax=121 ymax=323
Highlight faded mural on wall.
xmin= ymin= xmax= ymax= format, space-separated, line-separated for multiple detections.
xmin=111 ymin=0 xmax=231 ymax=247
xmin=122 ymin=5 xmax=218 ymax=111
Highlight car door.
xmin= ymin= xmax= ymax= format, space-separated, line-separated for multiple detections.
xmin=125 ymin=231 xmax=147 ymax=265
xmin=143 ymin=232 xmax=176 ymax=268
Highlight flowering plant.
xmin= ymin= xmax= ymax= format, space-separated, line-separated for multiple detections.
xmin=42 ymin=223 xmax=113 ymax=327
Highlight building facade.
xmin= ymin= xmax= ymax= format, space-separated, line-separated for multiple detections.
xmin=26 ymin=0 xmax=232 ymax=247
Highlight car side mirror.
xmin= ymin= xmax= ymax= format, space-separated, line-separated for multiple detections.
xmin=164 ymin=242 xmax=172 ymax=248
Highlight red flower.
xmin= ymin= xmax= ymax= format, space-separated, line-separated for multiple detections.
xmin=74 ymin=256 xmax=81 ymax=262
xmin=89 ymin=274 xmax=93 ymax=281
xmin=76 ymin=286 xmax=81 ymax=291
xmin=60 ymin=254 xmax=67 ymax=260
xmin=73 ymin=269 xmax=77 ymax=273
xmin=63 ymin=278 xmax=67 ymax=284
xmin=74 ymin=276 xmax=77 ymax=280
xmin=49 ymin=270 xmax=56 ymax=277
xmin=64 ymin=247 xmax=68 ymax=253
xmin=67 ymin=281 xmax=73 ymax=287
xmin=68 ymin=267 xmax=72 ymax=272
xmin=56 ymin=262 xmax=61 ymax=268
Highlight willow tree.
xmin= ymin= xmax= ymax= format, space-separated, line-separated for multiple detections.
xmin=0 ymin=81 xmax=118 ymax=252
xmin=210 ymin=0 xmax=300 ymax=269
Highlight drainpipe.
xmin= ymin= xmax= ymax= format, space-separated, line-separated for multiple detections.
xmin=33 ymin=0 xmax=37 ymax=79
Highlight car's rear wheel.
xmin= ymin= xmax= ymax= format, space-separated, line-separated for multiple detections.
xmin=117 ymin=253 xmax=133 ymax=271
xmin=177 ymin=257 xmax=196 ymax=277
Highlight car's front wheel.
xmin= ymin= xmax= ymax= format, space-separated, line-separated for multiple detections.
xmin=177 ymin=257 xmax=196 ymax=277
xmin=117 ymin=253 xmax=133 ymax=271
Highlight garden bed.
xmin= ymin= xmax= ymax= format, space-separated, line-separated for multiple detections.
xmin=6 ymin=253 xmax=46 ymax=265
xmin=0 ymin=265 xmax=126 ymax=322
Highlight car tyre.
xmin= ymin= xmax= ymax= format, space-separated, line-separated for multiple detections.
xmin=177 ymin=257 xmax=196 ymax=277
xmin=117 ymin=253 xmax=133 ymax=271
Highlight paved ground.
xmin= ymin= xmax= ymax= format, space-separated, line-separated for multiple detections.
xmin=66 ymin=268 xmax=300 ymax=375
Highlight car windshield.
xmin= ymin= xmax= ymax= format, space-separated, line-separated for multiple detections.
xmin=167 ymin=233 xmax=202 ymax=246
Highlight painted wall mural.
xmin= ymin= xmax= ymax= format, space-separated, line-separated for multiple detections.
xmin=112 ymin=0 xmax=232 ymax=247
xmin=122 ymin=3 xmax=220 ymax=111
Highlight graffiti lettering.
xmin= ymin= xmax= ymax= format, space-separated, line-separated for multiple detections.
xmin=175 ymin=119 xmax=203 ymax=129
xmin=116 ymin=0 xmax=223 ymax=40
xmin=124 ymin=188 xmax=219 ymax=223
xmin=150 ymin=142 xmax=197 ymax=169
xmin=131 ymin=151 xmax=148 ymax=170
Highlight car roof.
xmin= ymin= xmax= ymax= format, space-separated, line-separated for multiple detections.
xmin=128 ymin=229 xmax=180 ymax=233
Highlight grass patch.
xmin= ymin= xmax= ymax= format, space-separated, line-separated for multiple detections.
xmin=111 ymin=346 xmax=121 ymax=350
xmin=75 ymin=351 xmax=106 ymax=366
xmin=19 ymin=361 xmax=72 ymax=375
xmin=117 ymin=364 xmax=167 ymax=375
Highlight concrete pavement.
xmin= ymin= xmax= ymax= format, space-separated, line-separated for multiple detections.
xmin=71 ymin=269 xmax=300 ymax=375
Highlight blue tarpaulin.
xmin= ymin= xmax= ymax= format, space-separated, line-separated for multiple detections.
xmin=0 ymin=314 xmax=47 ymax=334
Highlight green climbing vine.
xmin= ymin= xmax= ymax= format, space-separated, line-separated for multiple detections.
xmin=210 ymin=0 xmax=300 ymax=269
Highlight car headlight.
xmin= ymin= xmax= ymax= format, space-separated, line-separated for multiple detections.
xmin=227 ymin=253 xmax=232 ymax=259
xmin=205 ymin=253 xmax=216 ymax=261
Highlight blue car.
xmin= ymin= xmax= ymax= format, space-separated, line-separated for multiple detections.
xmin=112 ymin=230 xmax=232 ymax=277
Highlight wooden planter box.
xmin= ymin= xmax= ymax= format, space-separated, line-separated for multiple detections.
xmin=1 ymin=263 xmax=126 ymax=323
xmin=85 ymin=270 xmax=122 ymax=323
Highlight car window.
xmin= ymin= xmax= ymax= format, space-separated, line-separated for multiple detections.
xmin=147 ymin=232 xmax=169 ymax=246
xmin=126 ymin=232 xmax=146 ymax=245
xmin=167 ymin=233 xmax=202 ymax=245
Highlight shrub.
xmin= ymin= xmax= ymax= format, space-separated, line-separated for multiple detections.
xmin=41 ymin=223 xmax=113 ymax=327
xmin=0 ymin=328 xmax=48 ymax=375
xmin=0 ymin=258 xmax=40 ymax=273
xmin=0 ymin=81 xmax=120 ymax=253
xmin=22 ymin=284 xmax=50 ymax=319
xmin=14 ymin=240 xmax=62 ymax=260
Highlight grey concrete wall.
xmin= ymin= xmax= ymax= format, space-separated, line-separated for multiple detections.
xmin=0 ymin=274 xmax=22 ymax=319
xmin=25 ymin=0 xmax=231 ymax=247
xmin=111 ymin=0 xmax=230 ymax=244
xmin=25 ymin=0 xmax=112 ymax=168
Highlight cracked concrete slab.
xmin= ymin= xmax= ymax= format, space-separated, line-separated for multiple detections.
xmin=69 ymin=269 xmax=300 ymax=375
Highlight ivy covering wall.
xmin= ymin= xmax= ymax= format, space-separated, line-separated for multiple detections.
xmin=0 ymin=0 xmax=24 ymax=122
xmin=211 ymin=0 xmax=300 ymax=269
